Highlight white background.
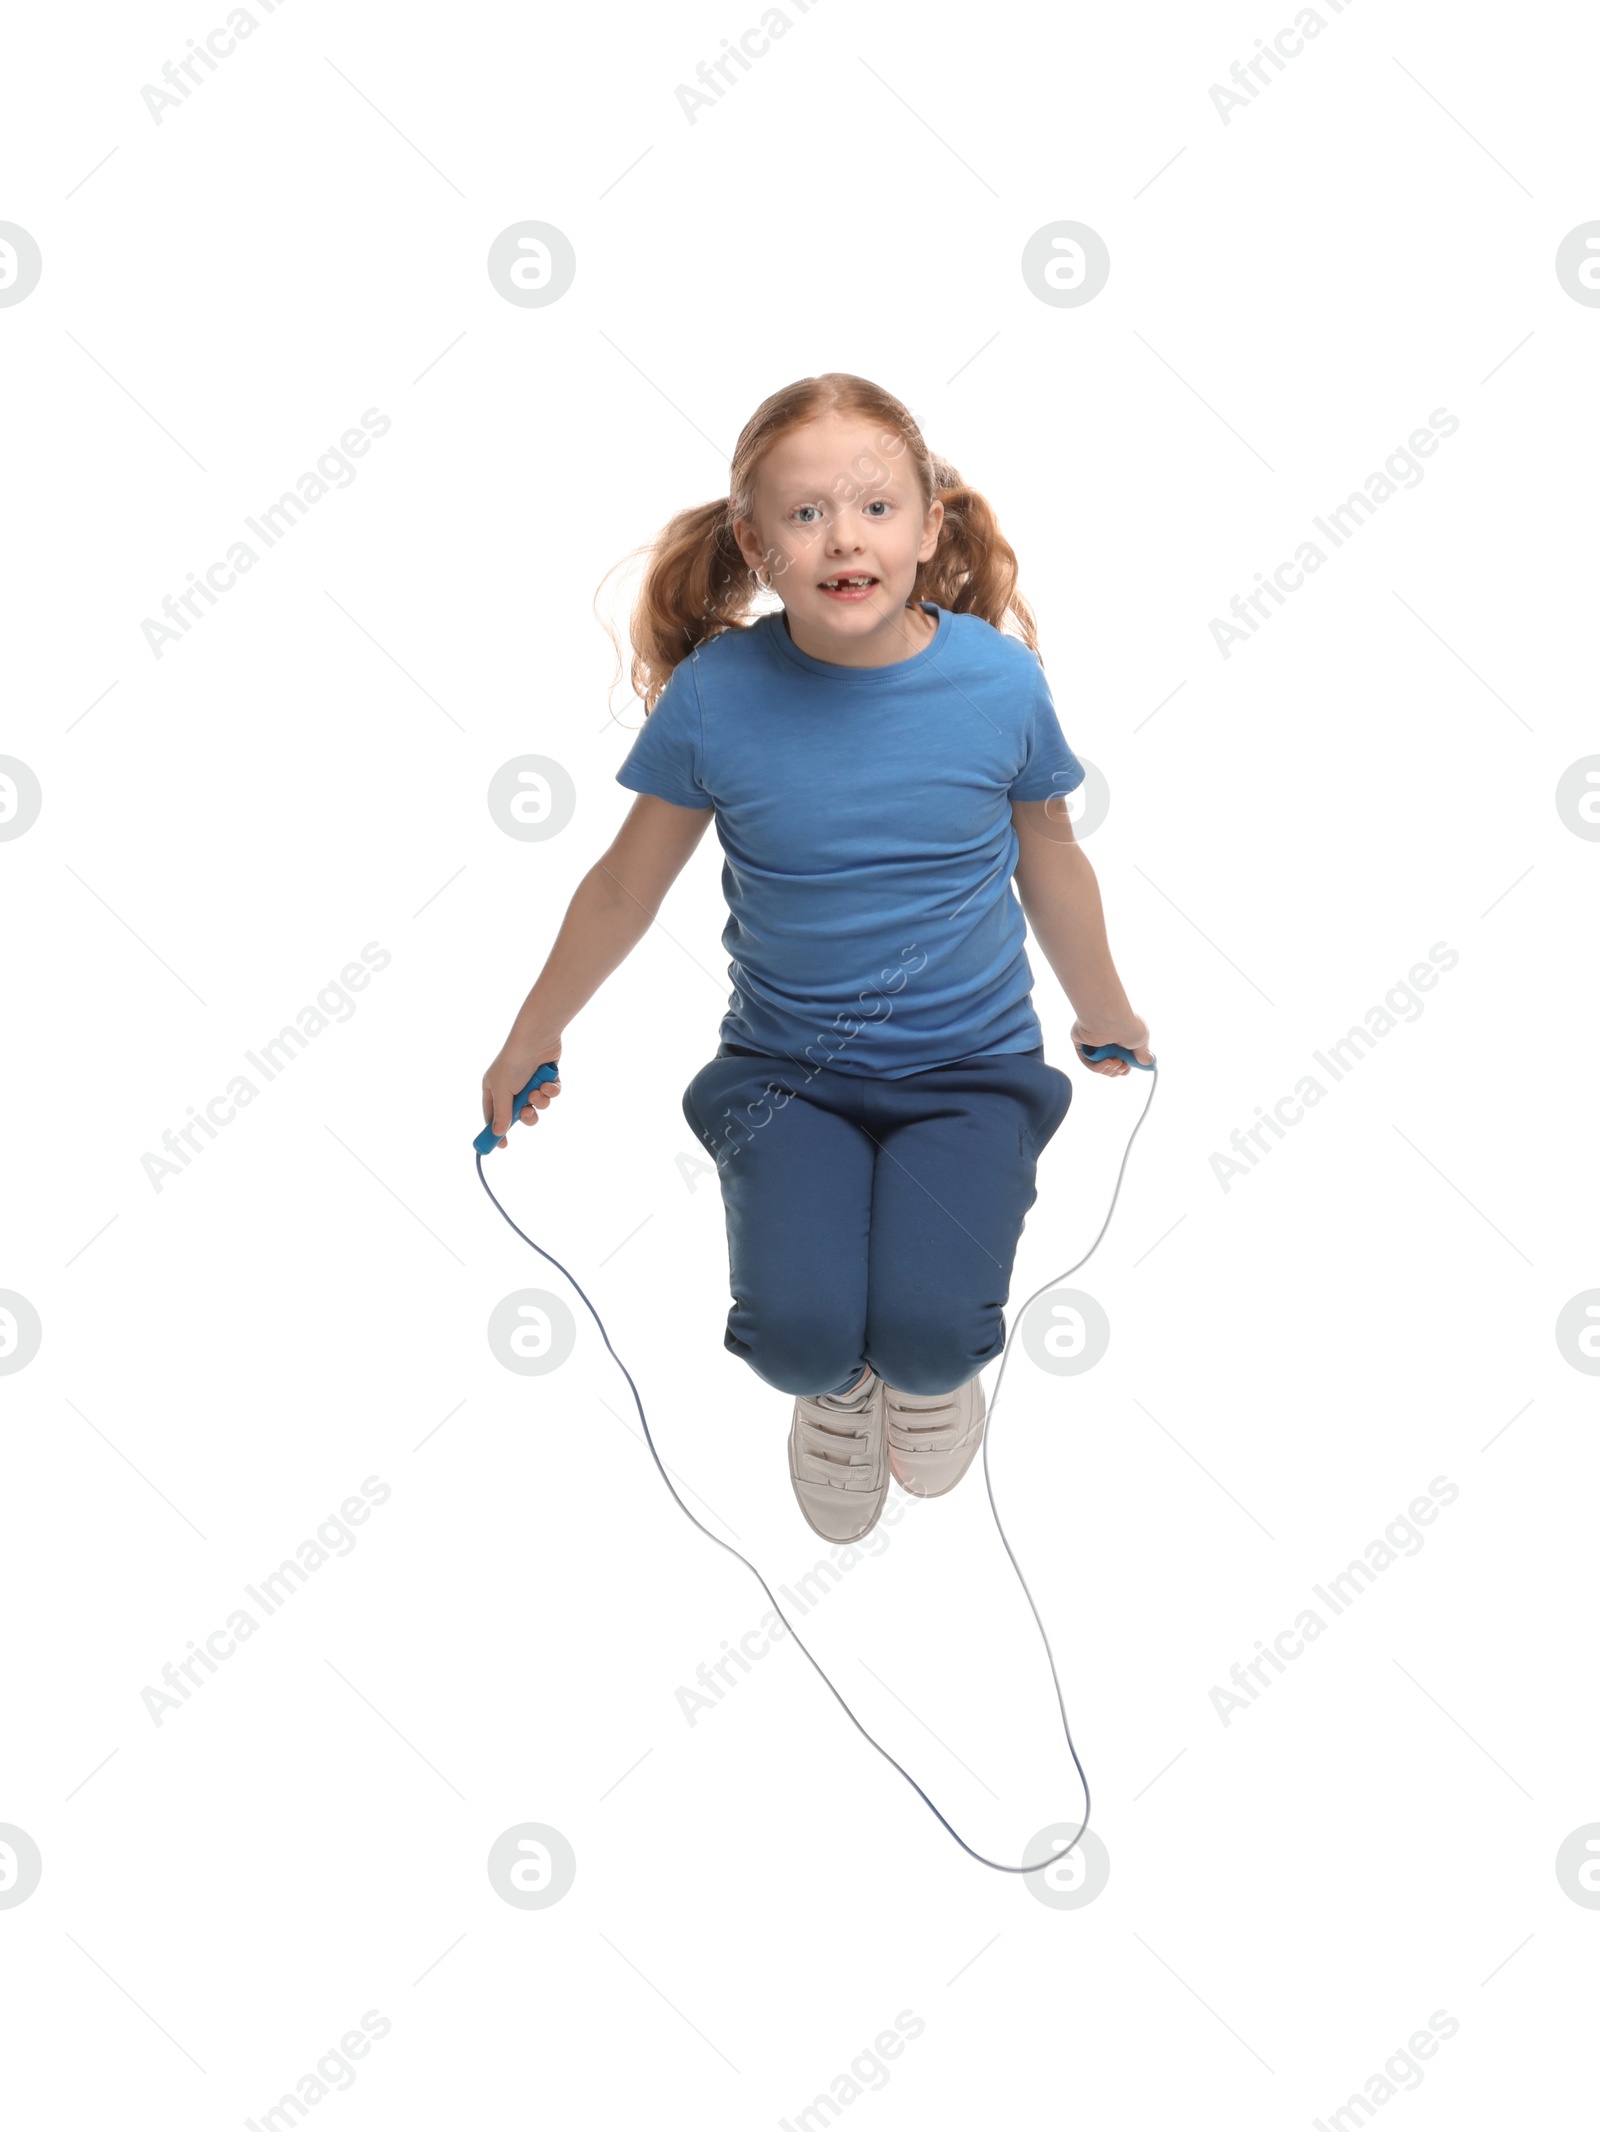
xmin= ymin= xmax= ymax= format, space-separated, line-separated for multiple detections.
xmin=3 ymin=1 xmax=1597 ymax=2126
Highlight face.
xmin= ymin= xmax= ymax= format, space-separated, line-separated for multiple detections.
xmin=731 ymin=411 xmax=944 ymax=665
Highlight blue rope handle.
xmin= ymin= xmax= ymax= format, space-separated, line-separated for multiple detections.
xmin=1078 ymin=1041 xmax=1155 ymax=1070
xmin=474 ymin=1061 xmax=561 ymax=1155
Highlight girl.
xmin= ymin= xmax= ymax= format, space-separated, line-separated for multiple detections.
xmin=481 ymin=373 xmax=1153 ymax=1545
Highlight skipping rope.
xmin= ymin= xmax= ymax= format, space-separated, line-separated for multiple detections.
xmin=474 ymin=1043 xmax=1158 ymax=1875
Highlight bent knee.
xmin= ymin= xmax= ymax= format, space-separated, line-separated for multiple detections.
xmin=869 ymin=1312 xmax=992 ymax=1397
xmin=732 ymin=1311 xmax=862 ymax=1399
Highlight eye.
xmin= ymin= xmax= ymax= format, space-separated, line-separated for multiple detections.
xmin=863 ymin=499 xmax=891 ymax=517
xmin=792 ymin=504 xmax=823 ymax=524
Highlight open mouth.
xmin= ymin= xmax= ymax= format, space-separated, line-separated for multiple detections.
xmin=818 ymin=575 xmax=878 ymax=600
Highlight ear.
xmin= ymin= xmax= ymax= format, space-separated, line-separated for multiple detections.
xmin=729 ymin=513 xmax=765 ymax=573
xmin=918 ymin=496 xmax=944 ymax=562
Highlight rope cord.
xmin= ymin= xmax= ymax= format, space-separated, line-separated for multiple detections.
xmin=475 ymin=1059 xmax=1158 ymax=1873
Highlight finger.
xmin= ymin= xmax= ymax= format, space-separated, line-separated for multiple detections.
xmin=515 ymin=1085 xmax=557 ymax=1124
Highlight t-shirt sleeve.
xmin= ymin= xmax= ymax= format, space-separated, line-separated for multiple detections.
xmin=1008 ymin=657 xmax=1086 ymax=804
xmin=614 ymin=655 xmax=713 ymax=810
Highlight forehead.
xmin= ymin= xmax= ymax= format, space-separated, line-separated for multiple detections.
xmin=753 ymin=413 xmax=917 ymax=500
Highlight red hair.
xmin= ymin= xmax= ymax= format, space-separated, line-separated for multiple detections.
xmin=596 ymin=371 xmax=1039 ymax=711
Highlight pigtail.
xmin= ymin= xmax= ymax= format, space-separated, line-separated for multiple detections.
xmin=595 ymin=499 xmax=756 ymax=714
xmin=913 ymin=455 xmax=1040 ymax=657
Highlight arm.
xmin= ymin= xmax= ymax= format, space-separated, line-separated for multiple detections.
xmin=482 ymin=793 xmax=715 ymax=1140
xmin=1011 ymin=796 xmax=1153 ymax=1076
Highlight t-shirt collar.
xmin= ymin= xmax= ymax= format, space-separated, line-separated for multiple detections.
xmin=762 ymin=600 xmax=949 ymax=684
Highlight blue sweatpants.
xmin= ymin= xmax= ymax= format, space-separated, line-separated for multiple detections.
xmin=681 ymin=1045 xmax=1074 ymax=1399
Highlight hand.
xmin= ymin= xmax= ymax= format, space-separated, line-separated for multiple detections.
xmin=1071 ymin=1013 xmax=1154 ymax=1077
xmin=482 ymin=1032 xmax=564 ymax=1148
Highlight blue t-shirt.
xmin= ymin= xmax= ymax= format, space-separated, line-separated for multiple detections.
xmin=614 ymin=600 xmax=1086 ymax=1078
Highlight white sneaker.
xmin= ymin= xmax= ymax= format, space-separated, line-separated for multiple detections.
xmin=884 ymin=1371 xmax=986 ymax=1497
xmin=787 ymin=1370 xmax=889 ymax=1542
